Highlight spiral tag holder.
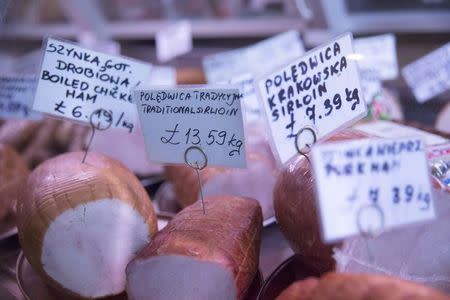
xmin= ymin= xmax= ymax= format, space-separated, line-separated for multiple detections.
xmin=82 ymin=108 xmax=113 ymax=163
xmin=184 ymin=146 xmax=208 ymax=215
xmin=294 ymin=125 xmax=318 ymax=164
xmin=356 ymin=203 xmax=385 ymax=262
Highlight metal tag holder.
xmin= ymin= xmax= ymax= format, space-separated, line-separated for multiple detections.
xmin=184 ymin=145 xmax=208 ymax=215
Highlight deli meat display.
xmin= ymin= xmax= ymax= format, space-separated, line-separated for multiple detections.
xmin=0 ymin=1 xmax=449 ymax=299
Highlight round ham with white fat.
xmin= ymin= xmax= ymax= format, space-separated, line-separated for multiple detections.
xmin=17 ymin=151 xmax=158 ymax=299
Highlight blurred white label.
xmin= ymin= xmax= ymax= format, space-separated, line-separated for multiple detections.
xmin=359 ymin=69 xmax=382 ymax=105
xmin=149 ymin=66 xmax=176 ymax=86
xmin=0 ymin=75 xmax=42 ymax=120
xmin=354 ymin=34 xmax=398 ymax=81
xmin=134 ymin=87 xmax=246 ymax=168
xmin=156 ymin=21 xmax=193 ymax=63
xmin=312 ymin=137 xmax=435 ymax=243
xmin=402 ymin=42 xmax=450 ymax=103
xmin=256 ymin=33 xmax=367 ymax=163
xmin=203 ymin=30 xmax=305 ymax=83
xmin=230 ymin=73 xmax=261 ymax=124
xmin=10 ymin=49 xmax=42 ymax=75
xmin=33 ymin=37 xmax=152 ymax=134
xmin=355 ymin=120 xmax=448 ymax=146
xmin=78 ymin=32 xmax=121 ymax=56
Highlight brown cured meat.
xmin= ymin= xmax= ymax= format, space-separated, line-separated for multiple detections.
xmin=164 ymin=163 xmax=225 ymax=207
xmin=164 ymin=141 xmax=279 ymax=220
xmin=0 ymin=144 xmax=29 ymax=219
xmin=0 ymin=120 xmax=42 ymax=150
xmin=22 ymin=118 xmax=60 ymax=167
xmin=126 ymin=195 xmax=262 ymax=300
xmin=274 ymin=129 xmax=369 ymax=274
xmin=277 ymin=273 xmax=450 ymax=300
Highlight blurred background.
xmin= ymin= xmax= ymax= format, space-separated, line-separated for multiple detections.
xmin=0 ymin=0 xmax=449 ymax=126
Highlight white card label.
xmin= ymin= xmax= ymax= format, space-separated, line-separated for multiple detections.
xmin=149 ymin=66 xmax=177 ymax=86
xmin=156 ymin=21 xmax=193 ymax=63
xmin=402 ymin=42 xmax=450 ymax=103
xmin=257 ymin=33 xmax=368 ymax=163
xmin=359 ymin=69 xmax=382 ymax=105
xmin=354 ymin=34 xmax=398 ymax=81
xmin=355 ymin=120 xmax=448 ymax=147
xmin=33 ymin=38 xmax=152 ymax=134
xmin=312 ymin=137 xmax=435 ymax=243
xmin=134 ymin=87 xmax=246 ymax=168
xmin=203 ymin=30 xmax=304 ymax=83
xmin=0 ymin=76 xmax=42 ymax=120
xmin=230 ymin=73 xmax=261 ymax=124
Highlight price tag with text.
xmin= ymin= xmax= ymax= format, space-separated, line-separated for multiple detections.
xmin=33 ymin=37 xmax=152 ymax=134
xmin=134 ymin=87 xmax=246 ymax=168
xmin=312 ymin=137 xmax=435 ymax=243
xmin=353 ymin=34 xmax=398 ymax=81
xmin=257 ymin=33 xmax=368 ymax=163
xmin=402 ymin=42 xmax=450 ymax=103
xmin=203 ymin=30 xmax=304 ymax=83
xmin=0 ymin=76 xmax=42 ymax=120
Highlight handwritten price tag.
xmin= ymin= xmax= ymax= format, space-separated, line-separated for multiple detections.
xmin=134 ymin=87 xmax=246 ymax=168
xmin=402 ymin=42 xmax=450 ymax=103
xmin=33 ymin=37 xmax=152 ymax=133
xmin=0 ymin=76 xmax=42 ymax=120
xmin=203 ymin=30 xmax=304 ymax=83
xmin=257 ymin=33 xmax=368 ymax=163
xmin=311 ymin=137 xmax=435 ymax=243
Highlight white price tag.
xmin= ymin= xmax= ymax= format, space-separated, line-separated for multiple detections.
xmin=257 ymin=33 xmax=368 ymax=163
xmin=134 ymin=87 xmax=246 ymax=168
xmin=230 ymin=73 xmax=261 ymax=124
xmin=33 ymin=38 xmax=152 ymax=134
xmin=203 ymin=30 xmax=304 ymax=83
xmin=156 ymin=21 xmax=193 ymax=63
xmin=0 ymin=76 xmax=42 ymax=120
xmin=353 ymin=34 xmax=398 ymax=81
xmin=402 ymin=42 xmax=450 ymax=103
xmin=312 ymin=137 xmax=435 ymax=243
xmin=355 ymin=120 xmax=448 ymax=147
